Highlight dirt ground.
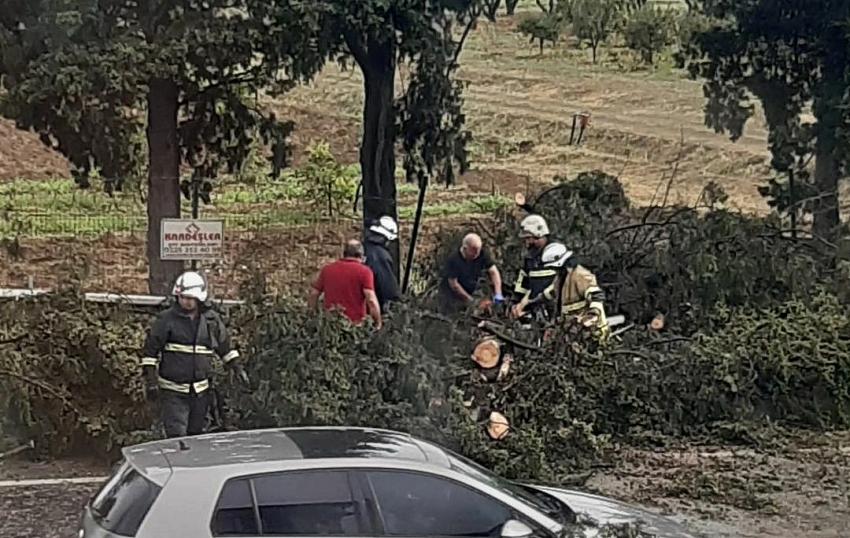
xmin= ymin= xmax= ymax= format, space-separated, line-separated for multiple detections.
xmin=1 ymin=432 xmax=847 ymax=538
xmin=0 ymin=119 xmax=70 ymax=182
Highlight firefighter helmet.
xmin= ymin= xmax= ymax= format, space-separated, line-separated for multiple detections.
xmin=369 ymin=215 xmax=398 ymax=241
xmin=519 ymin=214 xmax=550 ymax=238
xmin=541 ymin=242 xmax=573 ymax=268
xmin=172 ymin=271 xmax=208 ymax=302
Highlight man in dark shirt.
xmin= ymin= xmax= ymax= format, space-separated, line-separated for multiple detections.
xmin=439 ymin=233 xmax=504 ymax=314
xmin=364 ymin=215 xmax=401 ymax=313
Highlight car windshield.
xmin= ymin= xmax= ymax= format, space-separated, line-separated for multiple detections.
xmin=446 ymin=450 xmax=573 ymax=525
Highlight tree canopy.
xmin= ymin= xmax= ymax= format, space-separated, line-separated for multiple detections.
xmin=683 ymin=0 xmax=850 ymax=242
xmin=0 ymin=0 xmax=330 ymax=292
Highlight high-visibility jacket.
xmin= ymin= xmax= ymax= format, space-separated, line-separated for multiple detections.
xmin=140 ymin=305 xmax=239 ymax=394
xmin=512 ymin=247 xmax=558 ymax=309
xmin=557 ymin=265 xmax=608 ymax=336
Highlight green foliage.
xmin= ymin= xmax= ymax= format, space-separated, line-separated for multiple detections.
xmin=680 ymin=1 xmax=850 ymax=241
xmin=295 ymin=143 xmax=358 ymax=216
xmin=567 ymin=0 xmax=622 ymax=63
xmin=623 ymin=5 xmax=675 ymax=65
xmin=517 ymin=12 xmax=564 ymax=54
xmin=0 ymin=1 xmax=317 ymax=189
xmin=473 ymin=171 xmax=828 ymax=332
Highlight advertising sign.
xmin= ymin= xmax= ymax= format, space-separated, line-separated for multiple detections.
xmin=160 ymin=219 xmax=224 ymax=260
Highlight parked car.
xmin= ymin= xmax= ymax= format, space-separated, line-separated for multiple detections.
xmin=78 ymin=426 xmax=696 ymax=538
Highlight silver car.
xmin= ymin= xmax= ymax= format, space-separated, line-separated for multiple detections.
xmin=78 ymin=426 xmax=696 ymax=538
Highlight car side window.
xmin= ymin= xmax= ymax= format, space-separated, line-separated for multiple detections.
xmin=364 ymin=470 xmax=513 ymax=537
xmin=212 ymin=470 xmax=363 ymax=537
xmin=89 ymin=461 xmax=162 ymax=537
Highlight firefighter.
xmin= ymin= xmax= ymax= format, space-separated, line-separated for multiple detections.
xmin=510 ymin=214 xmax=558 ymax=322
xmin=140 ymin=271 xmax=245 ymax=438
xmin=540 ymin=242 xmax=609 ymax=340
xmin=364 ymin=215 xmax=401 ymax=313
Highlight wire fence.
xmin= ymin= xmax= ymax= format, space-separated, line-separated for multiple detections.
xmin=0 ymin=211 xmax=364 ymax=296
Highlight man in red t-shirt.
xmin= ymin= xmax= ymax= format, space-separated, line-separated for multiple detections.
xmin=308 ymin=239 xmax=383 ymax=329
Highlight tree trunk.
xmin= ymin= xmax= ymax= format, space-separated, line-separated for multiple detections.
xmin=484 ymin=0 xmax=501 ymax=22
xmin=506 ymin=0 xmax=520 ymax=15
xmin=812 ymin=135 xmax=840 ymax=242
xmin=811 ymin=52 xmax=845 ymax=244
xmin=146 ymin=78 xmax=183 ymax=294
xmin=359 ymin=38 xmax=399 ymax=275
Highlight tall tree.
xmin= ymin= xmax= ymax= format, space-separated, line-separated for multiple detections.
xmin=683 ymin=0 xmax=850 ymax=242
xmin=0 ymin=0 xmax=326 ymax=293
xmin=569 ymin=0 xmax=621 ymax=64
xmin=314 ymin=1 xmax=482 ymax=272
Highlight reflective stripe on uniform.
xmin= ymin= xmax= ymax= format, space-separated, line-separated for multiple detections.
xmin=588 ymin=301 xmax=605 ymax=314
xmin=564 ymin=301 xmax=587 ymax=313
xmin=158 ymin=377 xmax=210 ymax=394
xmin=164 ymin=343 xmax=215 ymax=355
xmin=528 ymin=269 xmax=557 ymax=278
xmin=223 ymin=350 xmax=240 ymax=363
xmin=140 ymin=357 xmax=159 ymax=367
xmin=584 ymin=286 xmax=603 ymax=299
xmin=513 ymin=270 xmax=529 ymax=294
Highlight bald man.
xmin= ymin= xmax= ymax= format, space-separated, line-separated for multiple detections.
xmin=438 ymin=233 xmax=503 ymax=314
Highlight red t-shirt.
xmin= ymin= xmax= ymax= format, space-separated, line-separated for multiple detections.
xmin=313 ymin=258 xmax=375 ymax=323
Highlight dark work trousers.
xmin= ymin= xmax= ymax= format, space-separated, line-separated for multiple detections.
xmin=160 ymin=388 xmax=210 ymax=438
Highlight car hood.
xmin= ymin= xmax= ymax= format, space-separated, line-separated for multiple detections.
xmin=533 ymin=486 xmax=699 ymax=538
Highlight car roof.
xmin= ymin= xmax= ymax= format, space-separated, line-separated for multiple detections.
xmin=123 ymin=426 xmax=452 ymax=480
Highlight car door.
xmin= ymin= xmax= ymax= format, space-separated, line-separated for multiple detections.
xmin=209 ymin=469 xmax=374 ymax=538
xmin=354 ymin=469 xmax=552 ymax=538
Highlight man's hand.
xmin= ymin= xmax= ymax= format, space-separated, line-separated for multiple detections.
xmin=578 ymin=311 xmax=600 ymax=328
xmin=229 ymin=362 xmax=250 ymax=385
xmin=511 ymin=297 xmax=529 ymax=319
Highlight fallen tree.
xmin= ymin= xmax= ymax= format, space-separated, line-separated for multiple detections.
xmin=0 ymin=173 xmax=847 ymax=492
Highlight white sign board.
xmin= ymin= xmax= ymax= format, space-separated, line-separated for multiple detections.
xmin=160 ymin=219 xmax=224 ymax=260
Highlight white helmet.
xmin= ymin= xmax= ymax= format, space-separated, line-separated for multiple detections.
xmin=172 ymin=271 xmax=208 ymax=302
xmin=541 ymin=242 xmax=573 ymax=269
xmin=369 ymin=215 xmax=398 ymax=241
xmin=519 ymin=214 xmax=550 ymax=238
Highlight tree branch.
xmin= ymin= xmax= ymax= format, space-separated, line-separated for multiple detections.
xmin=343 ymin=29 xmax=369 ymax=69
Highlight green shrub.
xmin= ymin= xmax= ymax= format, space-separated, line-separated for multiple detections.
xmin=296 ymin=142 xmax=358 ymax=216
xmin=517 ymin=12 xmax=564 ymax=54
xmin=623 ymin=5 xmax=676 ymax=65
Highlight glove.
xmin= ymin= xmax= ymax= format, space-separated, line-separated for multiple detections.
xmin=493 ymin=293 xmax=505 ymax=305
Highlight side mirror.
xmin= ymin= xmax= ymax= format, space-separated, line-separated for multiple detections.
xmin=501 ymin=519 xmax=534 ymax=538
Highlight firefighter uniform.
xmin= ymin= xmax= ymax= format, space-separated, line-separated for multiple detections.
xmin=512 ymin=247 xmax=559 ymax=319
xmin=558 ymin=264 xmax=609 ymax=339
xmin=141 ymin=305 xmax=239 ymax=437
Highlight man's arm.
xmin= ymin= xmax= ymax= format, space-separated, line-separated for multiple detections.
xmin=487 ymin=265 xmax=503 ymax=297
xmin=140 ymin=314 xmax=168 ymax=395
xmin=307 ymin=288 xmax=321 ymax=310
xmin=308 ymin=269 xmax=324 ymax=310
xmin=211 ymin=313 xmax=240 ymax=366
xmin=448 ymin=277 xmax=474 ymax=303
xmin=364 ymin=289 xmax=383 ymax=329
